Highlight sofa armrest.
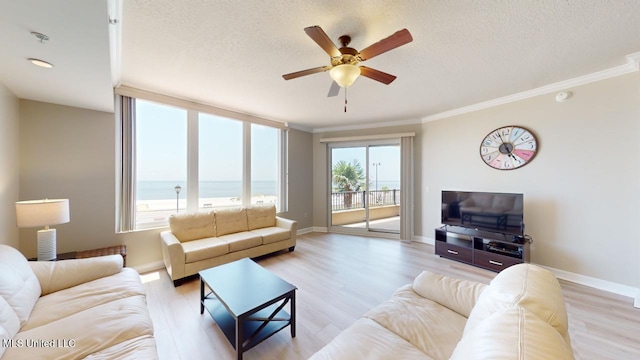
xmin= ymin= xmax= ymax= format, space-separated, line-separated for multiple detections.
xmin=412 ymin=271 xmax=487 ymax=318
xmin=29 ymin=255 xmax=123 ymax=296
xmin=160 ymin=230 xmax=186 ymax=281
xmin=276 ymin=216 xmax=297 ymax=242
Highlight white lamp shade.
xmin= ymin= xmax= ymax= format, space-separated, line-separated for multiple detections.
xmin=16 ymin=199 xmax=70 ymax=228
xmin=329 ymin=64 xmax=361 ymax=87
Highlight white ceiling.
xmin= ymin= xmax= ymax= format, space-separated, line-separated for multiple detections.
xmin=0 ymin=0 xmax=113 ymax=113
xmin=2 ymin=1 xmax=640 ymax=132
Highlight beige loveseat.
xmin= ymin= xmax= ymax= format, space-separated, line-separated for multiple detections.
xmin=0 ymin=244 xmax=157 ymax=359
xmin=311 ymin=263 xmax=574 ymax=359
xmin=160 ymin=204 xmax=297 ymax=286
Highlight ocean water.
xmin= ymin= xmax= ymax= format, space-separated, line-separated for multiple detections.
xmin=137 ymin=180 xmax=400 ymax=201
xmin=137 ymin=180 xmax=276 ymax=200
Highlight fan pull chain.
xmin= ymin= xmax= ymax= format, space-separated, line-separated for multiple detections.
xmin=344 ymin=87 xmax=348 ymax=113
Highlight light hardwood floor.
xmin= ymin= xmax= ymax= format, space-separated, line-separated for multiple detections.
xmin=142 ymin=232 xmax=640 ymax=360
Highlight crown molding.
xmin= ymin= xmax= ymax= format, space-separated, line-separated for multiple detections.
xmin=302 ymin=52 xmax=640 ymax=133
xmin=313 ymin=117 xmax=422 ymax=133
xmin=626 ymin=51 xmax=640 ymax=70
xmin=288 ymin=123 xmax=314 ymax=133
xmin=421 ymin=52 xmax=640 ymax=123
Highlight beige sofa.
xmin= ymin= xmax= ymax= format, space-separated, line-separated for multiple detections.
xmin=160 ymin=204 xmax=297 ymax=286
xmin=311 ymin=263 xmax=574 ymax=359
xmin=0 ymin=244 xmax=157 ymax=359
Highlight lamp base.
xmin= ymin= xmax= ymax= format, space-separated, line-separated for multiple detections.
xmin=37 ymin=228 xmax=57 ymax=261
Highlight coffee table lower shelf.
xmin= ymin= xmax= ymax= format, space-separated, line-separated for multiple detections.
xmin=202 ymin=293 xmax=293 ymax=355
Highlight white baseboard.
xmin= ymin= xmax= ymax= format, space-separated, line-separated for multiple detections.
xmin=412 ymin=235 xmax=434 ymax=245
xmin=543 ymin=265 xmax=640 ymax=307
xmin=297 ymin=227 xmax=314 ymax=235
xmin=312 ymin=226 xmax=328 ymax=233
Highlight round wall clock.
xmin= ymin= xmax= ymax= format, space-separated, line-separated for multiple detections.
xmin=480 ymin=126 xmax=538 ymax=170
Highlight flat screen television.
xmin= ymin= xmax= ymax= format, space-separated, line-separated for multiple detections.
xmin=441 ymin=190 xmax=524 ymax=236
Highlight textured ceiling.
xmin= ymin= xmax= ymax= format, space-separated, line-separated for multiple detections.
xmin=120 ymin=0 xmax=640 ymax=130
xmin=1 ymin=1 xmax=640 ymax=131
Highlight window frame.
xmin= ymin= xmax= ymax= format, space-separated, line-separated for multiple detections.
xmin=115 ymin=88 xmax=288 ymax=232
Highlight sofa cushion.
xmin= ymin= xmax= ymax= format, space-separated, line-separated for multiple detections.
xmin=5 ymin=295 xmax=154 ymax=360
xmin=309 ymin=317 xmax=432 ymax=360
xmin=450 ymin=307 xmax=575 ymax=360
xmin=218 ymin=232 xmax=263 ymax=252
xmin=364 ymin=284 xmax=467 ymax=360
xmin=246 ymin=204 xmax=277 ymax=230
xmin=21 ymin=268 xmax=146 ymax=331
xmin=83 ymin=334 xmax=157 ymax=359
xmin=181 ymin=237 xmax=230 ymax=263
xmin=0 ymin=296 xmax=21 ymax=358
xmin=0 ymin=245 xmax=42 ymax=327
xmin=464 ymin=264 xmax=570 ymax=342
xmin=412 ymin=271 xmax=487 ymax=318
xmin=30 ymin=255 xmax=123 ymax=296
xmin=250 ymin=227 xmax=291 ymax=244
xmin=169 ymin=211 xmax=216 ymax=242
xmin=215 ymin=207 xmax=249 ymax=236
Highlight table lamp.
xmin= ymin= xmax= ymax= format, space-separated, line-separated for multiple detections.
xmin=15 ymin=199 xmax=70 ymax=261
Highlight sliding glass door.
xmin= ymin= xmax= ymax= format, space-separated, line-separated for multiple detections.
xmin=329 ymin=141 xmax=400 ymax=235
xmin=368 ymin=145 xmax=400 ymax=232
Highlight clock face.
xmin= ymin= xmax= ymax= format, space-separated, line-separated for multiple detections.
xmin=480 ymin=126 xmax=537 ymax=170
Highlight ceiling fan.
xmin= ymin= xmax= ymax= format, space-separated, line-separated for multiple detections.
xmin=282 ymin=25 xmax=413 ymax=97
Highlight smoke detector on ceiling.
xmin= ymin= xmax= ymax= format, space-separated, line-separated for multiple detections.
xmin=555 ymin=91 xmax=572 ymax=102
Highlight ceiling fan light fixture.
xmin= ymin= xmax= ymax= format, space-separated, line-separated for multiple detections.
xmin=28 ymin=58 xmax=54 ymax=68
xmin=330 ymin=64 xmax=360 ymax=87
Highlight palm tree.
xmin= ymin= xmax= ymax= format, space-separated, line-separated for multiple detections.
xmin=332 ymin=160 xmax=365 ymax=209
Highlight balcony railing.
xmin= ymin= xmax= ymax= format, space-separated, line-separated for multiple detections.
xmin=331 ymin=189 xmax=400 ymax=211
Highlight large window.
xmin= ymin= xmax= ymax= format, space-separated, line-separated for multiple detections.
xmin=135 ymin=100 xmax=187 ymax=229
xmin=117 ymin=95 xmax=288 ymax=232
xmin=251 ymin=124 xmax=279 ymax=206
xmin=199 ymin=114 xmax=243 ymax=208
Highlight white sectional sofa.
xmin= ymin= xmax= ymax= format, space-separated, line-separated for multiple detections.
xmin=311 ymin=263 xmax=574 ymax=359
xmin=0 ymin=244 xmax=157 ymax=359
xmin=160 ymin=204 xmax=297 ymax=285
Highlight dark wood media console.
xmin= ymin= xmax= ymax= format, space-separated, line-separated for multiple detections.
xmin=435 ymin=226 xmax=530 ymax=272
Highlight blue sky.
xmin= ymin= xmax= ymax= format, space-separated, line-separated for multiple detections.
xmin=332 ymin=145 xmax=400 ymax=187
xmin=136 ymin=99 xmax=399 ymax=186
xmin=136 ymin=100 xmax=277 ymax=182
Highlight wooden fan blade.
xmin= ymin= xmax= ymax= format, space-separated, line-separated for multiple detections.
xmin=359 ymin=66 xmax=397 ymax=84
xmin=358 ymin=29 xmax=413 ymax=61
xmin=304 ymin=26 xmax=341 ymax=58
xmin=327 ymin=81 xmax=340 ymax=97
xmin=282 ymin=66 xmax=330 ymax=80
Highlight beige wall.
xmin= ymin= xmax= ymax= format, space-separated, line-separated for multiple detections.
xmin=311 ymin=73 xmax=640 ymax=291
xmin=19 ymin=100 xmax=117 ymax=256
xmin=421 ymin=73 xmax=640 ymax=288
xmin=0 ymin=83 xmax=20 ymax=248
xmin=17 ymin=100 xmax=314 ymax=268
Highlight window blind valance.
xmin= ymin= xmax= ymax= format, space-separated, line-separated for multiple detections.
xmin=114 ymin=85 xmax=289 ymax=131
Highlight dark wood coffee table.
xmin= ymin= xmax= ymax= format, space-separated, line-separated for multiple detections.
xmin=199 ymin=258 xmax=297 ymax=360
